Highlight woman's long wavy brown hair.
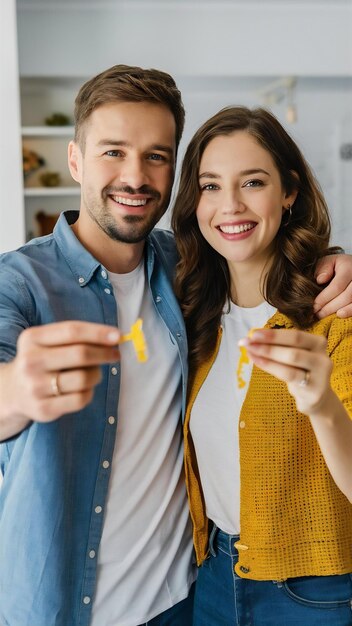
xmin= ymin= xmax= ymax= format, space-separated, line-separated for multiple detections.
xmin=171 ymin=106 xmax=340 ymax=374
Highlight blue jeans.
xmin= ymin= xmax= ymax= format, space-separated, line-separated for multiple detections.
xmin=193 ymin=525 xmax=352 ymax=626
xmin=138 ymin=582 xmax=195 ymax=625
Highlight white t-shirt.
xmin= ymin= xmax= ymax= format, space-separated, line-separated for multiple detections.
xmin=190 ymin=300 xmax=276 ymax=535
xmin=90 ymin=261 xmax=195 ymax=626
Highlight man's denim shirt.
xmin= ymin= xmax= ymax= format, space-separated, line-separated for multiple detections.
xmin=0 ymin=211 xmax=188 ymax=626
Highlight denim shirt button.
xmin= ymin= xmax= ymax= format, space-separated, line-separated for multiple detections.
xmin=95 ymin=506 xmax=102 ymax=514
xmin=78 ymin=277 xmax=85 ymax=284
xmin=104 ymin=288 xmax=111 ymax=295
xmin=108 ymin=416 xmax=115 ymax=424
xmin=102 ymin=460 xmax=110 ymax=469
xmin=83 ymin=596 xmax=91 ymax=604
xmin=101 ymin=270 xmax=108 ymax=279
xmin=89 ymin=550 xmax=96 ymax=559
xmin=111 ymin=367 xmax=118 ymax=376
xmin=155 ymin=295 xmax=162 ymax=303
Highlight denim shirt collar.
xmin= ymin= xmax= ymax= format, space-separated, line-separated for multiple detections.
xmin=53 ymin=211 xmax=101 ymax=287
xmin=54 ymin=210 xmax=159 ymax=287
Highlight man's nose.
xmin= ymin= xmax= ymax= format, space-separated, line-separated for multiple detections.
xmin=119 ymin=157 xmax=148 ymax=190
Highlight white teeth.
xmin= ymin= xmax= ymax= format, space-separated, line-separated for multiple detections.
xmin=219 ymin=223 xmax=255 ymax=234
xmin=113 ymin=196 xmax=147 ymax=206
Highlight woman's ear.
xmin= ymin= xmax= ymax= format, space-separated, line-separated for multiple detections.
xmin=285 ymin=170 xmax=299 ymax=208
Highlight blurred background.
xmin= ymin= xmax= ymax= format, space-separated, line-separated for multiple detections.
xmin=1 ymin=0 xmax=351 ymax=252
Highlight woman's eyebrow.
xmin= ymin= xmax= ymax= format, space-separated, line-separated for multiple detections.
xmin=199 ymin=168 xmax=270 ymax=180
xmin=199 ymin=171 xmax=220 ymax=180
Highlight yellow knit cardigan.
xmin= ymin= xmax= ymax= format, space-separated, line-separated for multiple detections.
xmin=184 ymin=312 xmax=352 ymax=581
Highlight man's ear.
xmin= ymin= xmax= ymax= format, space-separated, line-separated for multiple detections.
xmin=68 ymin=140 xmax=82 ymax=184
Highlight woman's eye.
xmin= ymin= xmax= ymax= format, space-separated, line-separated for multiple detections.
xmin=243 ymin=179 xmax=263 ymax=188
xmin=200 ymin=183 xmax=219 ymax=191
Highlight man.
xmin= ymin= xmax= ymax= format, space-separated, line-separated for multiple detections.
xmin=0 ymin=65 xmax=351 ymax=626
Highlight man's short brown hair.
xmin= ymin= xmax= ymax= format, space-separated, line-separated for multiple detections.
xmin=74 ymin=64 xmax=185 ymax=152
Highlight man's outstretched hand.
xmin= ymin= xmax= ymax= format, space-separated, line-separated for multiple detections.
xmin=0 ymin=321 xmax=121 ymax=441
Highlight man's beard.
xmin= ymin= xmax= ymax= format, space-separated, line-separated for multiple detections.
xmin=85 ymin=185 xmax=170 ymax=243
xmin=96 ymin=211 xmax=163 ymax=243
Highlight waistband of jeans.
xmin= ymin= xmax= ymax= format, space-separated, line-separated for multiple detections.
xmin=209 ymin=523 xmax=240 ymax=557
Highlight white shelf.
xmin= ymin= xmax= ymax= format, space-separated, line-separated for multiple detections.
xmin=24 ymin=186 xmax=80 ymax=197
xmin=22 ymin=126 xmax=74 ymax=137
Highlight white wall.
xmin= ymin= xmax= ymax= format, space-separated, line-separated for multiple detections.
xmin=16 ymin=1 xmax=352 ymax=77
xmin=0 ymin=0 xmax=25 ymax=252
xmin=13 ymin=0 xmax=352 ymax=252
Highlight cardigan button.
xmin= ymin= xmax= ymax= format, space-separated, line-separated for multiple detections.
xmin=235 ymin=542 xmax=248 ymax=551
xmin=240 ymin=566 xmax=250 ymax=574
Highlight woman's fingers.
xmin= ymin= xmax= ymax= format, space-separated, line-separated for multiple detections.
xmin=240 ymin=328 xmax=333 ymax=414
xmin=244 ymin=328 xmax=326 ymax=352
xmin=242 ymin=329 xmax=327 ymax=375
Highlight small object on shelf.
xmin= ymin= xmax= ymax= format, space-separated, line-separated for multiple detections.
xmin=36 ymin=211 xmax=60 ymax=236
xmin=22 ymin=146 xmax=45 ymax=178
xmin=39 ymin=171 xmax=61 ymax=187
xmin=45 ymin=112 xmax=71 ymax=126
xmin=120 ymin=318 xmax=148 ymax=362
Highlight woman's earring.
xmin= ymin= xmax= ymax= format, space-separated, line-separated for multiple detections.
xmin=282 ymin=204 xmax=292 ymax=226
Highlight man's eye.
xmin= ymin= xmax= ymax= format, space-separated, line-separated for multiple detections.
xmin=148 ymin=153 xmax=166 ymax=161
xmin=105 ymin=150 xmax=121 ymax=157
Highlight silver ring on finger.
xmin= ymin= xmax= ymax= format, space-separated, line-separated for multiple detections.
xmin=299 ymin=369 xmax=310 ymax=387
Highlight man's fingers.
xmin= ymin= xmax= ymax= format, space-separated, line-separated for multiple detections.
xmin=33 ymin=389 xmax=96 ymax=423
xmin=16 ymin=322 xmax=121 ymax=375
xmin=314 ymin=283 xmax=352 ymax=319
xmin=314 ymin=253 xmax=352 ymax=315
xmin=46 ymin=366 xmax=102 ymax=397
xmin=20 ymin=343 xmax=120 ymax=375
xmin=19 ymin=321 xmax=120 ymax=349
xmin=337 ymin=304 xmax=352 ymax=318
xmin=315 ymin=255 xmax=336 ymax=284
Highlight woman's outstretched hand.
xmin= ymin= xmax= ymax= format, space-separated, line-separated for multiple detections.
xmin=239 ymin=328 xmax=333 ymax=416
xmin=239 ymin=327 xmax=352 ymax=501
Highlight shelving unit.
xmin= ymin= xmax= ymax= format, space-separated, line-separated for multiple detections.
xmin=20 ymin=77 xmax=83 ymax=239
xmin=22 ymin=125 xmax=75 ymax=137
xmin=24 ymin=187 xmax=80 ymax=197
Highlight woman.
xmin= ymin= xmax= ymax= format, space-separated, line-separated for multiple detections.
xmin=171 ymin=106 xmax=352 ymax=625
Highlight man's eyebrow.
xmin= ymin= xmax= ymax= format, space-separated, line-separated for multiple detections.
xmin=199 ymin=168 xmax=270 ymax=179
xmin=97 ymin=139 xmax=129 ymax=147
xmin=151 ymin=144 xmax=174 ymax=156
xmin=97 ymin=139 xmax=174 ymax=155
